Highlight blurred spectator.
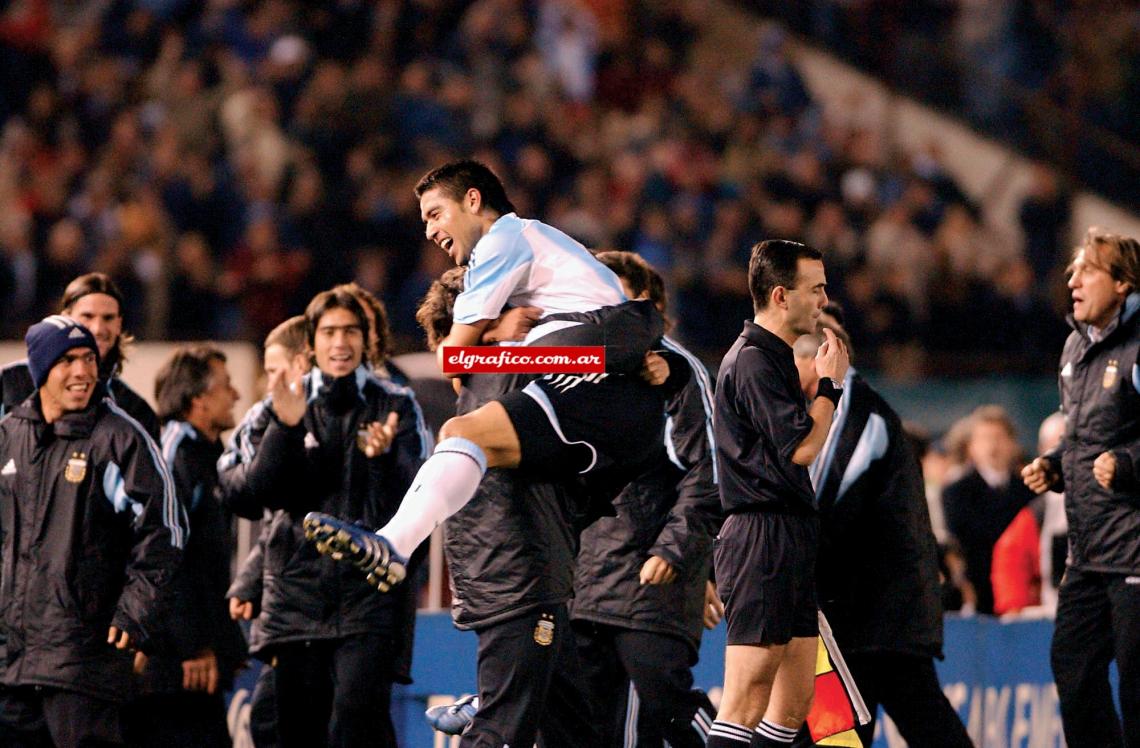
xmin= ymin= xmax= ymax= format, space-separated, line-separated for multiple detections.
xmin=219 ymin=216 xmax=307 ymax=342
xmin=990 ymin=497 xmax=1043 ymax=616
xmin=1018 ymin=164 xmax=1071 ymax=284
xmin=0 ymin=206 xmax=39 ymax=333
xmin=36 ymin=217 xmax=88 ymax=316
xmin=991 ymin=410 xmax=1070 ymax=617
xmin=906 ymin=424 xmax=978 ymax=615
xmin=942 ymin=405 xmax=1035 ymax=615
xmin=167 ymin=232 xmax=221 ymax=340
xmin=537 ymin=0 xmax=600 ymax=103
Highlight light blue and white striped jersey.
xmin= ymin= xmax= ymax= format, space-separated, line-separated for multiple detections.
xmin=452 ymin=213 xmax=626 ymax=328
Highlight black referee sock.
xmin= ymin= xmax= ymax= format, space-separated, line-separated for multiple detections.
xmin=707 ymin=720 xmax=753 ymax=746
xmin=752 ymin=719 xmax=798 ymax=745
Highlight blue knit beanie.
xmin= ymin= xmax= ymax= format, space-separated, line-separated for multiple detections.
xmin=25 ymin=315 xmax=100 ymax=388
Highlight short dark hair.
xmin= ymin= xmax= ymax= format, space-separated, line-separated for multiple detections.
xmin=154 ymin=344 xmax=227 ymax=424
xmin=414 ymin=159 xmax=516 ymax=216
xmin=305 ymin=287 xmax=370 ymax=349
xmin=59 ymin=272 xmax=133 ymax=371
xmin=416 ymin=267 xmax=467 ymax=351
xmin=594 ymin=251 xmax=669 ymax=315
xmin=748 ymin=239 xmax=823 ymax=313
xmin=264 ymin=315 xmax=309 ymax=356
xmin=334 ymin=282 xmax=392 ymax=367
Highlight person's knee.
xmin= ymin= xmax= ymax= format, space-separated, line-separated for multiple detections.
xmin=439 ymin=415 xmax=477 ymax=443
xmin=1050 ymin=639 xmax=1084 ymax=686
xmin=770 ymin=684 xmax=814 ymax=726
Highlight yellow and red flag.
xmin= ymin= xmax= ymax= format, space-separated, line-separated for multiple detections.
xmin=806 ymin=611 xmax=872 ymax=747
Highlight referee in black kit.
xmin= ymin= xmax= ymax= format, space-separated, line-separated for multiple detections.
xmin=706 ymin=240 xmax=849 ymax=748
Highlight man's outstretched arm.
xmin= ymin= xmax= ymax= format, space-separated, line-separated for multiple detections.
xmin=436 ymin=320 xmax=491 ymax=377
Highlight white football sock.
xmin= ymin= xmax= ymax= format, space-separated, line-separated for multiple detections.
xmin=378 ymin=437 xmax=487 ymax=558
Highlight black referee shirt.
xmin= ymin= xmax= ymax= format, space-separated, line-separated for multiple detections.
xmin=714 ymin=320 xmax=816 ymax=514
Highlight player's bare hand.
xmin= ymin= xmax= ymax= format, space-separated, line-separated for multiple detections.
xmin=133 ymin=651 xmax=148 ymax=675
xmin=182 ymin=649 xmax=219 ymax=694
xmin=1094 ymin=451 xmax=1117 ymax=490
xmin=640 ymin=555 xmax=677 ymax=585
xmin=703 ymin=581 xmax=724 ymax=629
xmin=641 ymin=352 xmax=670 ymax=386
xmin=484 ymin=307 xmax=543 ymax=343
xmin=107 ymin=626 xmax=132 ymax=650
xmin=363 ymin=412 xmax=399 ymax=458
xmin=814 ymin=327 xmax=849 ymax=382
xmin=268 ymin=368 xmax=306 ymax=426
xmin=229 ymin=597 xmax=254 ymax=621
xmin=1021 ymin=457 xmax=1053 ymax=494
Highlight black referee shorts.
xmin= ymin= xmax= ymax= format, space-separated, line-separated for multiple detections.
xmin=714 ymin=511 xmax=819 ymax=646
xmin=498 ymin=374 xmax=665 ymax=478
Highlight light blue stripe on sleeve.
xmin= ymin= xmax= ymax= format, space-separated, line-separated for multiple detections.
xmin=662 ymin=337 xmax=718 ymax=484
xmin=102 ymin=461 xmax=143 ymax=518
xmin=663 ymin=416 xmax=685 ymax=471
xmin=835 ymin=412 xmax=889 ymax=503
xmin=109 ymin=401 xmax=187 ymax=548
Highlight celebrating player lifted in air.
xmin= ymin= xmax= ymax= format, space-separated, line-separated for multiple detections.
xmin=304 ymin=159 xmax=680 ymax=591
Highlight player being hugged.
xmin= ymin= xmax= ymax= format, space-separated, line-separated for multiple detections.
xmin=305 ymin=159 xmax=683 ymax=592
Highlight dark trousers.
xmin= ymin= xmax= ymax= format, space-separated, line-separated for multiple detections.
xmin=0 ymin=686 xmax=123 ymax=748
xmin=1051 ymin=567 xmax=1140 ymax=748
xmin=249 ymin=664 xmax=279 ymax=748
xmin=124 ymin=691 xmax=231 ymax=748
xmin=273 ymin=633 xmax=396 ymax=748
xmin=788 ymin=651 xmax=970 ymax=747
xmin=461 ymin=604 xmax=600 ymax=748
xmin=573 ymin=621 xmax=712 ymax=747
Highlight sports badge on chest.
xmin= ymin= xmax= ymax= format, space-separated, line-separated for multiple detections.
xmin=533 ymin=613 xmax=555 ymax=646
xmin=1104 ymin=359 xmax=1119 ymax=389
xmin=65 ymin=452 xmax=87 ymax=483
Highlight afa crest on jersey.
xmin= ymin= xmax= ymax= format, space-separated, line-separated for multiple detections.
xmin=65 ymin=452 xmax=87 ymax=483
xmin=1104 ymin=359 xmax=1119 ymax=389
xmin=533 ymin=614 xmax=555 ymax=646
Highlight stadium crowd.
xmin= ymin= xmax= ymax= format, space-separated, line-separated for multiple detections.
xmin=752 ymin=0 xmax=1140 ymax=206
xmin=0 ymin=0 xmax=1075 ymax=375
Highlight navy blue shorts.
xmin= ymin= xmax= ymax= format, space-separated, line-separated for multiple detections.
xmin=499 ymin=374 xmax=664 ymax=479
xmin=714 ymin=511 xmax=819 ymax=646
xmin=496 ymin=299 xmax=667 ymax=480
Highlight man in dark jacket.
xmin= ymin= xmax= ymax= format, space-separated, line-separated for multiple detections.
xmin=126 ymin=345 xmax=248 ymax=747
xmin=0 ymin=316 xmax=187 ymax=746
xmin=223 ymin=315 xmax=312 ymax=748
xmin=791 ymin=308 xmax=971 ymax=747
xmin=1022 ymin=229 xmax=1140 ymax=748
xmin=416 ymin=267 xmax=599 ymax=748
xmin=571 ymin=251 xmax=721 ymax=747
xmin=0 ymin=273 xmax=159 ymax=438
xmin=219 ymin=288 xmax=432 ymax=747
xmin=942 ymin=405 xmax=1035 ymax=616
